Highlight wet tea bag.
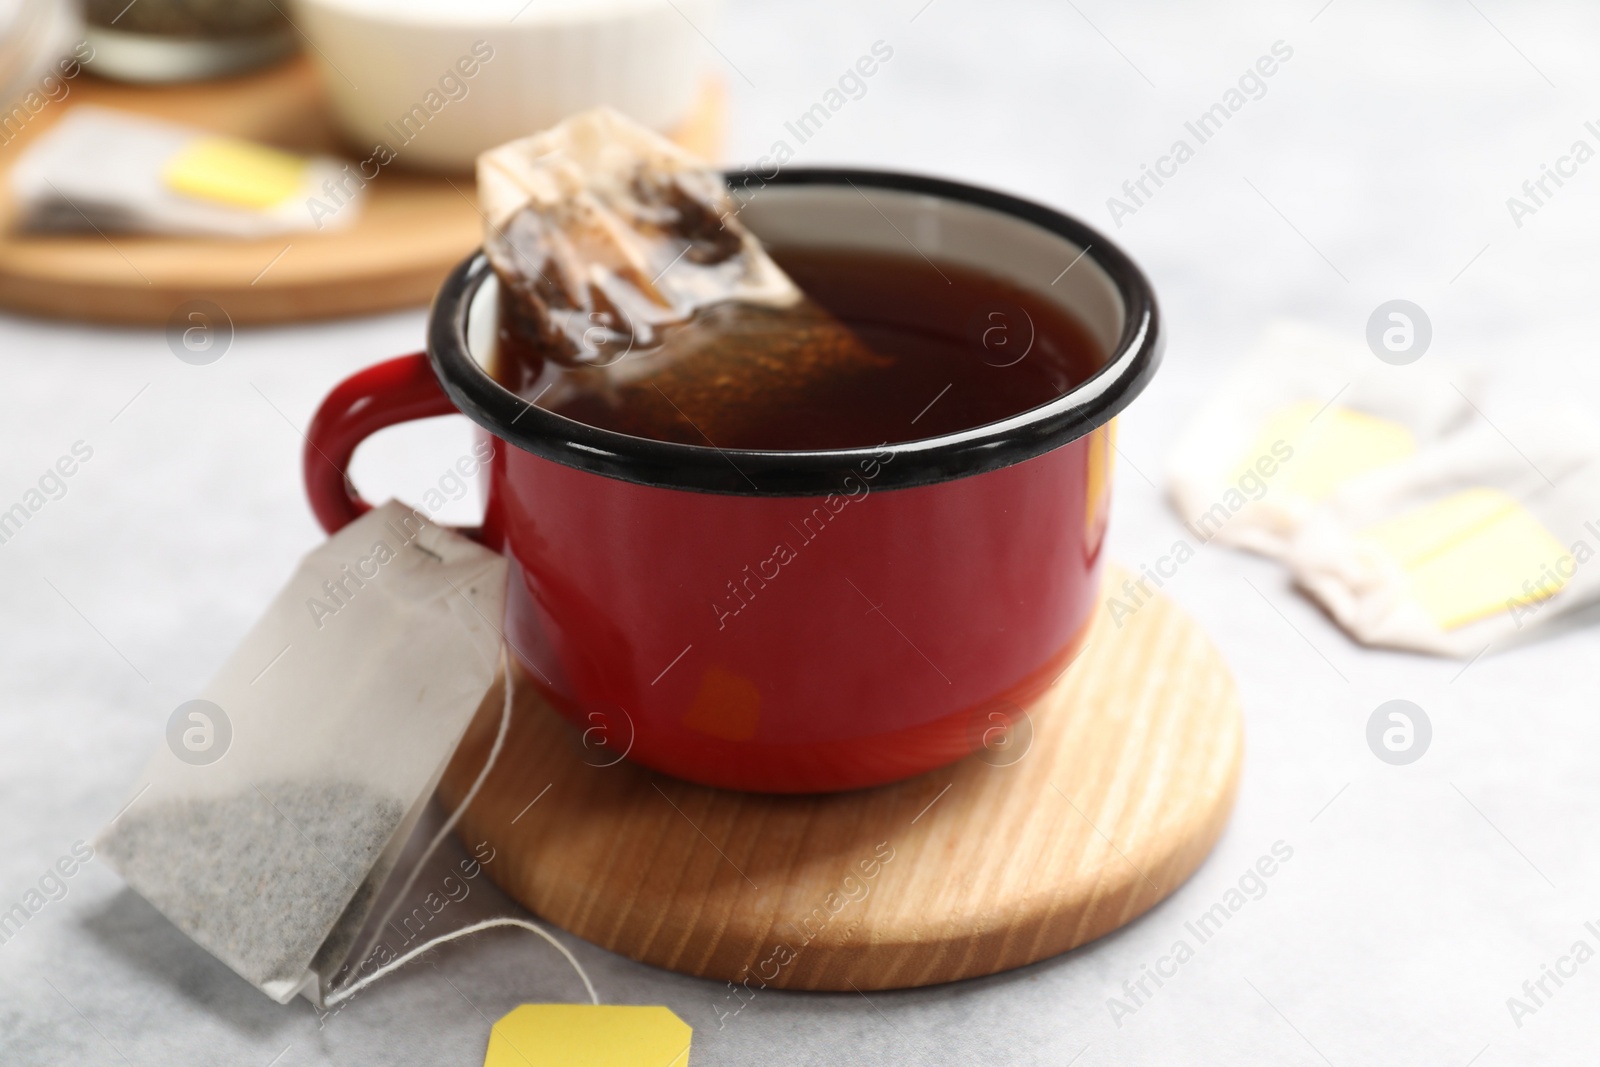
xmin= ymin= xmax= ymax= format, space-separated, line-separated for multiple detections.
xmin=1167 ymin=320 xmax=1479 ymax=558
xmin=1288 ymin=413 xmax=1600 ymax=657
xmin=97 ymin=502 xmax=506 ymax=1004
xmin=478 ymin=107 xmax=889 ymax=447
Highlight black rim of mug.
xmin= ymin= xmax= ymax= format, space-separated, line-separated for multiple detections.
xmin=426 ymin=166 xmax=1163 ymax=496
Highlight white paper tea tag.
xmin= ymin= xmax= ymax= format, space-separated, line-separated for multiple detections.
xmin=97 ymin=501 xmax=506 ymax=1003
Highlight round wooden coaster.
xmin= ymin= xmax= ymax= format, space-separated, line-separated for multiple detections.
xmin=439 ymin=564 xmax=1243 ymax=991
xmin=0 ymin=58 xmax=724 ymax=326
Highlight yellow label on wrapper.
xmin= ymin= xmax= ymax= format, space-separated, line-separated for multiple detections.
xmin=162 ymin=137 xmax=308 ymax=209
xmin=1236 ymin=401 xmax=1415 ymax=502
xmin=485 ymin=1005 xmax=691 ymax=1067
xmin=1357 ymin=488 xmax=1570 ymax=630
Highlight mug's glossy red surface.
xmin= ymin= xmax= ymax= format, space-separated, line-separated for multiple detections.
xmin=304 ymin=169 xmax=1160 ymax=793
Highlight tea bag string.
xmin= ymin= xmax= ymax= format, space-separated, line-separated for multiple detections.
xmin=323 ymin=917 xmax=597 ymax=1009
xmin=344 ymin=642 xmax=517 ymax=975
xmin=322 ymin=645 xmax=599 ymax=1009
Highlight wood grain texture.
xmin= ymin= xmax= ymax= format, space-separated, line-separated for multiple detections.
xmin=439 ymin=564 xmax=1244 ymax=991
xmin=0 ymin=58 xmax=725 ymax=325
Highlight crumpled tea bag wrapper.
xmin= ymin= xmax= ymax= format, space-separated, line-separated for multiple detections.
xmin=1168 ymin=320 xmax=1479 ymax=558
xmin=10 ymin=105 xmax=362 ymax=238
xmin=1287 ymin=413 xmax=1600 ymax=657
xmin=477 ymin=107 xmax=888 ymax=444
xmin=97 ymin=502 xmax=505 ymax=1003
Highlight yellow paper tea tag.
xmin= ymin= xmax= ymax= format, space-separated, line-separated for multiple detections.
xmin=1357 ymin=487 xmax=1570 ymax=629
xmin=485 ymin=1005 xmax=692 ymax=1067
xmin=1236 ymin=401 xmax=1415 ymax=502
xmin=163 ymin=137 xmax=309 ymax=209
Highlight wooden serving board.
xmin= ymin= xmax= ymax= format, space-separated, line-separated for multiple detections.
xmin=438 ymin=564 xmax=1244 ymax=991
xmin=0 ymin=57 xmax=724 ymax=326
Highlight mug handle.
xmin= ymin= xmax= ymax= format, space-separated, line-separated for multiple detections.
xmin=304 ymin=353 xmax=461 ymax=534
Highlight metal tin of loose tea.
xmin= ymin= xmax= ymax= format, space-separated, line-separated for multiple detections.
xmin=84 ymin=0 xmax=295 ymax=83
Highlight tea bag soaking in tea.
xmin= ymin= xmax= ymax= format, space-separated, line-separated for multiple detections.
xmin=478 ymin=107 xmax=892 ymax=449
xmin=97 ymin=502 xmax=508 ymax=1004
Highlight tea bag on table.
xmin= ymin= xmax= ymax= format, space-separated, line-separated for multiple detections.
xmin=478 ymin=107 xmax=889 ymax=447
xmin=10 ymin=106 xmax=363 ymax=238
xmin=97 ymin=502 xmax=506 ymax=1004
xmin=1167 ymin=320 xmax=1480 ymax=558
xmin=1288 ymin=414 xmax=1600 ymax=657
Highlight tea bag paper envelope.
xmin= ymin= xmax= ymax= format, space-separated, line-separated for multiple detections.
xmin=1167 ymin=320 xmax=1478 ymax=558
xmin=97 ymin=501 xmax=506 ymax=1004
xmin=9 ymin=105 xmax=362 ymax=238
xmin=1288 ymin=414 xmax=1600 ymax=657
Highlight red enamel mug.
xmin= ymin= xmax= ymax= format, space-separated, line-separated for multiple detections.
xmin=304 ymin=168 xmax=1161 ymax=793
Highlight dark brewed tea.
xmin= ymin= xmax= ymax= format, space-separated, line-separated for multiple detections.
xmin=491 ymin=246 xmax=1105 ymax=451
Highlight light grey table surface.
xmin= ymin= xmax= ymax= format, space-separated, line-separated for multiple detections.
xmin=4 ymin=0 xmax=1600 ymax=1063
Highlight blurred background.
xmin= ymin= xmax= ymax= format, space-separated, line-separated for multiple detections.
xmin=3 ymin=1 xmax=1599 ymax=1063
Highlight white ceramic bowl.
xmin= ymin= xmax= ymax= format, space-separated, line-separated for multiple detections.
xmin=289 ymin=0 xmax=718 ymax=173
xmin=0 ymin=0 xmax=83 ymax=104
